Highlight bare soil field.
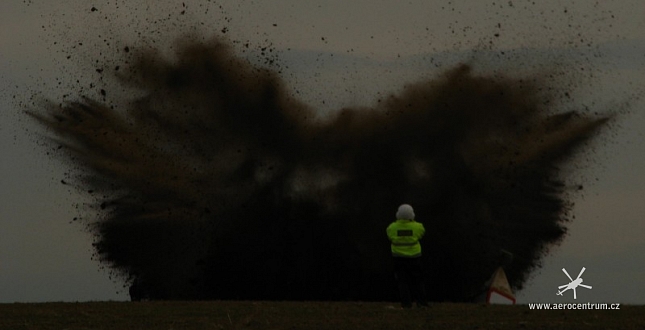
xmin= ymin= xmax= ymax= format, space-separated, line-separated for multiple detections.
xmin=0 ymin=301 xmax=642 ymax=330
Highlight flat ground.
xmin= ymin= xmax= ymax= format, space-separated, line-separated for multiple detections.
xmin=0 ymin=301 xmax=642 ymax=330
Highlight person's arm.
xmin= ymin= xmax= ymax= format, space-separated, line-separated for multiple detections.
xmin=417 ymin=223 xmax=426 ymax=239
xmin=386 ymin=224 xmax=395 ymax=242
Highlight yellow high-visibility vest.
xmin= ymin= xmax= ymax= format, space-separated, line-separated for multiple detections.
xmin=386 ymin=219 xmax=425 ymax=257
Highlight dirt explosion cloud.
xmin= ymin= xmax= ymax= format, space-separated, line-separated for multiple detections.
xmin=30 ymin=36 xmax=609 ymax=301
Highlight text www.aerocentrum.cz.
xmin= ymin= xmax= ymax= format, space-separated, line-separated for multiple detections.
xmin=528 ymin=303 xmax=621 ymax=310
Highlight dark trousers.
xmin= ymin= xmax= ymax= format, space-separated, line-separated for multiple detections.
xmin=393 ymin=257 xmax=428 ymax=308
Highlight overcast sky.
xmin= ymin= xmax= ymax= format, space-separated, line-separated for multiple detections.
xmin=1 ymin=0 xmax=644 ymax=303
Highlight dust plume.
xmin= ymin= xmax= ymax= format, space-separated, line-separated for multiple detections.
xmin=30 ymin=36 xmax=609 ymax=301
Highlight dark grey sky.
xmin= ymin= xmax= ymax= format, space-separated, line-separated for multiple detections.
xmin=1 ymin=0 xmax=644 ymax=303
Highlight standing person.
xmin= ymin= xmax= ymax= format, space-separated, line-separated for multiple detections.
xmin=387 ymin=204 xmax=428 ymax=308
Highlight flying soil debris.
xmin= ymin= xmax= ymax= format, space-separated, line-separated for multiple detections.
xmin=30 ymin=37 xmax=609 ymax=301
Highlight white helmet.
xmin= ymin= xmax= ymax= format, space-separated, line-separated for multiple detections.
xmin=396 ymin=204 xmax=415 ymax=220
